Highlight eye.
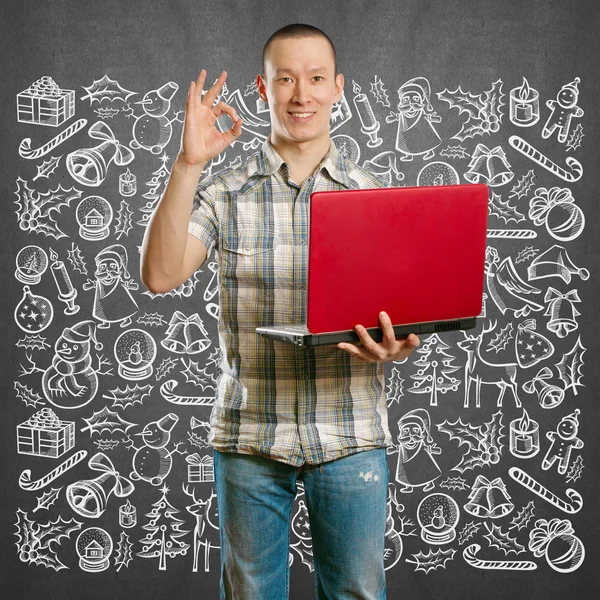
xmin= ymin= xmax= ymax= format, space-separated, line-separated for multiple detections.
xmin=313 ymin=76 xmax=323 ymax=81
xmin=280 ymin=77 xmax=292 ymax=82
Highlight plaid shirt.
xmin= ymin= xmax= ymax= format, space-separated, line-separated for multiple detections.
xmin=188 ymin=135 xmax=392 ymax=466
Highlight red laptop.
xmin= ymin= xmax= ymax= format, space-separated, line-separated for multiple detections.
xmin=256 ymin=183 xmax=489 ymax=348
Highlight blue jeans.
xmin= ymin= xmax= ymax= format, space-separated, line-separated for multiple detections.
xmin=213 ymin=448 xmax=388 ymax=600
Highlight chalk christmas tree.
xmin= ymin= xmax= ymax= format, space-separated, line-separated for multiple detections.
xmin=137 ymin=484 xmax=190 ymax=570
xmin=408 ymin=334 xmax=460 ymax=406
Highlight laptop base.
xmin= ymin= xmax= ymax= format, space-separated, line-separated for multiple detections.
xmin=256 ymin=318 xmax=477 ymax=348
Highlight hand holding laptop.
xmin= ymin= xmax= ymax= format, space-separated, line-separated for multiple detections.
xmin=337 ymin=311 xmax=420 ymax=363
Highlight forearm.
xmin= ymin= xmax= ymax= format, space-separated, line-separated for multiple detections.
xmin=140 ymin=156 xmax=206 ymax=291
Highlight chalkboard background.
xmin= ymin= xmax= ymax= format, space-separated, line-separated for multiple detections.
xmin=2 ymin=0 xmax=599 ymax=598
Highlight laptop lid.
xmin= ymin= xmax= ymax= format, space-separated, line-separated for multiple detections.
xmin=306 ymin=183 xmax=489 ymax=334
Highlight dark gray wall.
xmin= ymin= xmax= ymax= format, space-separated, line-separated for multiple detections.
xmin=1 ymin=0 xmax=599 ymax=598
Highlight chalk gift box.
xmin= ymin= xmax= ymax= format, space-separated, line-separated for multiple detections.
xmin=17 ymin=407 xmax=75 ymax=458
xmin=186 ymin=453 xmax=214 ymax=482
xmin=17 ymin=76 xmax=75 ymax=127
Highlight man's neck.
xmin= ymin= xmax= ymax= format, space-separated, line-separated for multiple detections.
xmin=269 ymin=133 xmax=332 ymax=177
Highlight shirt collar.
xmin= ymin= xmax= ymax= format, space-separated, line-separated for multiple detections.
xmin=255 ymin=134 xmax=350 ymax=188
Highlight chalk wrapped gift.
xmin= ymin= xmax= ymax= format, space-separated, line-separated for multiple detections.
xmin=186 ymin=452 xmax=214 ymax=483
xmin=17 ymin=407 xmax=75 ymax=458
xmin=17 ymin=76 xmax=75 ymax=127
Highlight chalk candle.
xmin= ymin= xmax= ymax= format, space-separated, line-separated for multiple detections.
xmin=510 ymin=408 xmax=540 ymax=458
xmin=119 ymin=167 xmax=137 ymax=196
xmin=49 ymin=247 xmax=80 ymax=315
xmin=119 ymin=499 xmax=137 ymax=528
xmin=510 ymin=77 xmax=540 ymax=127
xmin=352 ymin=80 xmax=383 ymax=148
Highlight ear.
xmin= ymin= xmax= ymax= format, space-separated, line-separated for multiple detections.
xmin=334 ymin=73 xmax=344 ymax=104
xmin=256 ymin=74 xmax=268 ymax=103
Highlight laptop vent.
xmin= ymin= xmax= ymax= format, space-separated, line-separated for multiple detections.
xmin=435 ymin=321 xmax=461 ymax=332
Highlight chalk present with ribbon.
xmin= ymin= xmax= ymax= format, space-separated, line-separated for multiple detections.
xmin=66 ymin=451 xmax=134 ymax=518
xmin=66 ymin=121 xmax=135 ymax=187
xmin=186 ymin=452 xmax=214 ymax=482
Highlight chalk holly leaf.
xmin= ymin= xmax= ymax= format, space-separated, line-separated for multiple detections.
xmin=81 ymin=74 xmax=137 ymax=104
xmin=405 ymin=548 xmax=456 ymax=573
xmin=33 ymin=487 xmax=62 ymax=513
xmin=180 ymin=359 xmax=218 ymax=390
xmin=33 ymin=155 xmax=62 ymax=182
xmin=115 ymin=531 xmax=134 ymax=571
xmin=114 ymin=199 xmax=133 ymax=240
xmin=458 ymin=521 xmax=481 ymax=545
xmin=555 ymin=336 xmax=586 ymax=396
xmin=509 ymin=169 xmax=536 ymax=199
xmin=488 ymin=191 xmax=525 ymax=224
xmin=509 ymin=501 xmax=536 ymax=531
xmin=67 ymin=242 xmax=88 ymax=275
xmin=483 ymin=523 xmax=525 ymax=555
xmin=80 ymin=406 xmax=137 ymax=436
xmin=103 ymin=383 xmax=153 ymax=410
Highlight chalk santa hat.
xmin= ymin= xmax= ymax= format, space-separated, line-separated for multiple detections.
xmin=95 ymin=244 xmax=131 ymax=279
xmin=60 ymin=319 xmax=103 ymax=350
xmin=398 ymin=408 xmax=434 ymax=443
xmin=527 ymin=244 xmax=589 ymax=284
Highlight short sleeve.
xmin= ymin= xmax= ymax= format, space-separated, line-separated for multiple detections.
xmin=188 ymin=179 xmax=219 ymax=256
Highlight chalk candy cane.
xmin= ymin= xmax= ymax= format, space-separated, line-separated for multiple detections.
xmin=160 ymin=379 xmax=214 ymax=405
xmin=463 ymin=544 xmax=537 ymax=571
xmin=508 ymin=467 xmax=583 ymax=514
xmin=509 ymin=135 xmax=583 ymax=182
xmin=487 ymin=229 xmax=537 ymax=239
xmin=18 ymin=449 xmax=88 ymax=491
xmin=19 ymin=118 xmax=88 ymax=159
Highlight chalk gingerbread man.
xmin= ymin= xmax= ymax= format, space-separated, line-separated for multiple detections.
xmin=541 ymin=409 xmax=584 ymax=475
xmin=542 ymin=77 xmax=584 ymax=144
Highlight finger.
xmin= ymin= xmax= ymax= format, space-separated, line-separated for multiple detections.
xmin=337 ymin=343 xmax=369 ymax=362
xmin=354 ymin=325 xmax=382 ymax=358
xmin=379 ymin=311 xmax=395 ymax=346
xmin=211 ymin=101 xmax=238 ymax=122
xmin=203 ymin=70 xmax=227 ymax=107
xmin=195 ymin=69 xmax=207 ymax=98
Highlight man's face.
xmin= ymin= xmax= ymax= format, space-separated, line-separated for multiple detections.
xmin=256 ymin=36 xmax=344 ymax=145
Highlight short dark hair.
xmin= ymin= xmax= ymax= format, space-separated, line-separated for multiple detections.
xmin=262 ymin=23 xmax=337 ymax=78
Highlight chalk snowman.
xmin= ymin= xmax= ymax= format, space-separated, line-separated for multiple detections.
xmin=541 ymin=78 xmax=584 ymax=144
xmin=541 ymin=409 xmax=584 ymax=475
xmin=127 ymin=414 xmax=186 ymax=486
xmin=129 ymin=82 xmax=184 ymax=154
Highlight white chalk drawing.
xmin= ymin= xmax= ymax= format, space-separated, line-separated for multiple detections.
xmin=509 ymin=501 xmax=536 ymax=531
xmin=130 ymin=82 xmax=183 ymax=154
xmin=14 ymin=178 xmax=82 ymax=239
xmin=290 ymin=497 xmax=314 ymax=571
xmin=75 ymin=527 xmax=113 ymax=572
xmin=508 ymin=467 xmax=583 ymax=514
xmin=119 ymin=499 xmax=137 ymax=528
xmin=509 ymin=169 xmax=536 ymax=199
xmin=565 ymin=122 xmax=584 ymax=151
xmin=362 ymin=150 xmax=405 ymax=184
xmin=329 ymin=91 xmax=352 ymax=133
xmin=332 ymin=133 xmax=360 ymax=163
xmin=523 ymin=366 xmax=565 ymax=409
xmin=541 ymin=78 xmax=583 ymax=143
xmin=541 ymin=409 xmax=583 ymax=474
xmin=15 ymin=245 xmax=48 ymax=284
xmin=464 ymin=144 xmax=514 ymax=187
xmin=416 ymin=493 xmax=460 ymax=545
xmin=565 ymin=454 xmax=584 ymax=483
xmin=458 ymin=521 xmax=481 ymax=545
xmin=19 ymin=117 xmax=87 ymax=160
xmin=160 ymin=379 xmax=215 ymax=405
xmin=186 ymin=453 xmax=214 ymax=483
xmin=114 ymin=329 xmax=156 ymax=379
xmin=67 ymin=121 xmax=135 ymax=187
xmin=15 ymin=286 xmax=54 ymax=333
xmin=387 ymin=408 xmax=442 ymax=493
xmin=370 ymin=74 xmax=391 ymax=107
xmin=544 ymin=287 xmax=581 ymax=338
xmin=17 ymin=76 xmax=75 ymax=127
xmin=464 ymin=476 xmax=514 ymax=519
xmin=137 ymin=153 xmax=172 ymax=226
xmin=48 ymin=248 xmax=80 ymax=314
xmin=15 ymin=508 xmax=82 ymax=571
xmin=127 ymin=414 xmax=186 ymax=485
xmin=32 ymin=486 xmax=63 ymax=513
xmin=81 ymin=406 xmax=137 ymax=438
xmin=529 ymin=186 xmax=585 ymax=242
xmin=161 ymin=312 xmax=212 ymax=354
xmin=75 ymin=195 xmax=113 ymax=240
xmin=509 ymin=408 xmax=540 ymax=458
xmin=457 ymin=322 xmax=522 ymax=409
xmin=114 ymin=531 xmax=135 ymax=571
xmin=416 ymin=161 xmax=459 ymax=186
xmin=555 ymin=335 xmax=586 ymax=395
xmin=437 ymin=79 xmax=503 ymax=141
xmin=488 ymin=190 xmax=526 ymax=224
xmin=83 ymin=244 xmax=139 ymax=328
xmin=513 ymin=319 xmax=554 ymax=368
xmin=439 ymin=476 xmax=468 ymax=492
xmin=17 ymin=408 xmax=75 ymax=459
xmin=66 ymin=452 xmax=135 ymax=518
xmin=137 ymin=484 xmax=190 ymax=570
xmin=102 ymin=382 xmax=153 ymax=409
xmin=81 ymin=74 xmax=137 ymax=104
xmin=182 ymin=484 xmax=220 ymax=572
xmin=19 ymin=449 xmax=88 ymax=491
xmin=485 ymin=247 xmax=544 ymax=317
xmin=437 ymin=410 xmax=504 ymax=473
xmin=508 ymin=135 xmax=583 ymax=182
xmin=527 ymin=244 xmax=589 ymax=284
xmin=384 ymin=484 xmax=412 ymax=570
xmin=351 ymin=80 xmax=383 ymax=147
xmin=386 ymin=77 xmax=441 ymax=160
xmin=202 ymin=261 xmax=219 ymax=302
xmin=119 ymin=168 xmax=137 ymax=196
xmin=483 ymin=523 xmax=524 ymax=554
xmin=509 ymin=77 xmax=540 ymax=127
xmin=405 ymin=547 xmax=456 ymax=573
xmin=529 ymin=518 xmax=585 ymax=573
xmin=463 ymin=544 xmax=537 ymax=571
xmin=115 ymin=199 xmax=134 ymax=239
xmin=407 ymin=334 xmax=460 ymax=406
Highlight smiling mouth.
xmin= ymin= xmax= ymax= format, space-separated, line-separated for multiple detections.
xmin=288 ymin=111 xmax=315 ymax=122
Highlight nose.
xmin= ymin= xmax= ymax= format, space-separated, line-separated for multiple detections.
xmin=291 ymin=80 xmax=312 ymax=104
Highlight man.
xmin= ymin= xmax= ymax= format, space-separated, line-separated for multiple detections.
xmin=141 ymin=23 xmax=420 ymax=600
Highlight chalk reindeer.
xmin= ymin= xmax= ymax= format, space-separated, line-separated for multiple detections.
xmin=182 ymin=484 xmax=220 ymax=572
xmin=456 ymin=319 xmax=522 ymax=409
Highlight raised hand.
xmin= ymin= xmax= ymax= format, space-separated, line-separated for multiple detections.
xmin=178 ymin=69 xmax=244 ymax=166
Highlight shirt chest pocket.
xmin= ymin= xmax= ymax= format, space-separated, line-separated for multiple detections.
xmin=220 ymin=229 xmax=277 ymax=297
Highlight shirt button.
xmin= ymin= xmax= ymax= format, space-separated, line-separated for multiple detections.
xmin=245 ymin=246 xmax=251 ymax=252
xmin=299 ymin=239 xmax=306 ymax=246
xmin=301 ymin=284 xmax=307 ymax=290
xmin=304 ymin=375 xmax=309 ymax=380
